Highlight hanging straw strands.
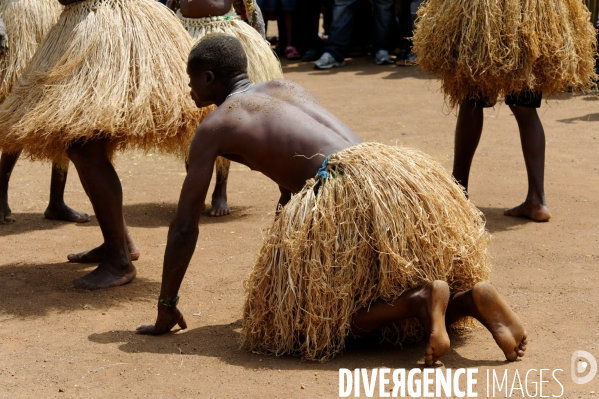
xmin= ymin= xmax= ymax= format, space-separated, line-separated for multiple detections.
xmin=242 ymin=142 xmax=491 ymax=361
xmin=179 ymin=11 xmax=282 ymax=83
xmin=413 ymin=0 xmax=597 ymax=109
xmin=0 ymin=0 xmax=204 ymax=161
xmin=0 ymin=0 xmax=62 ymax=102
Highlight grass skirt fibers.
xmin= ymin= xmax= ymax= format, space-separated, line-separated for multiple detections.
xmin=178 ymin=11 xmax=282 ymax=83
xmin=242 ymin=142 xmax=491 ymax=361
xmin=413 ymin=0 xmax=597 ymax=108
xmin=0 ymin=0 xmax=62 ymax=102
xmin=0 ymin=0 xmax=205 ymax=161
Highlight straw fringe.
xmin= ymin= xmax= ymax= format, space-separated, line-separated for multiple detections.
xmin=413 ymin=0 xmax=597 ymax=108
xmin=242 ymin=142 xmax=491 ymax=361
xmin=0 ymin=0 xmax=62 ymax=102
xmin=0 ymin=0 xmax=207 ymax=161
xmin=178 ymin=11 xmax=282 ymax=83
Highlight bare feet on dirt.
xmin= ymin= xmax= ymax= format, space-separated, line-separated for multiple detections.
xmin=73 ymin=261 xmax=137 ymax=290
xmin=470 ymin=282 xmax=528 ymax=361
xmin=44 ymin=203 xmax=91 ymax=223
xmin=417 ymin=281 xmax=451 ymax=366
xmin=504 ymin=201 xmax=551 ymax=222
xmin=68 ymin=243 xmax=140 ymax=263
xmin=209 ymin=197 xmax=230 ymax=217
xmin=0 ymin=197 xmax=15 ymax=223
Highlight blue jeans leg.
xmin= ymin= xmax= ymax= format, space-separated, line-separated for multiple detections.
xmin=372 ymin=0 xmax=394 ymax=52
xmin=323 ymin=0 xmax=359 ymax=61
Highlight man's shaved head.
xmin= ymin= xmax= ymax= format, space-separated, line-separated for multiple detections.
xmin=188 ymin=33 xmax=248 ymax=83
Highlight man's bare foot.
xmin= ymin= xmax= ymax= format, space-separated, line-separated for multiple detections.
xmin=470 ymin=282 xmax=528 ymax=361
xmin=209 ymin=197 xmax=230 ymax=217
xmin=504 ymin=201 xmax=551 ymax=222
xmin=73 ymin=261 xmax=136 ymax=290
xmin=416 ymin=281 xmax=451 ymax=366
xmin=0 ymin=198 xmax=15 ymax=223
xmin=44 ymin=203 xmax=91 ymax=223
xmin=68 ymin=243 xmax=140 ymax=263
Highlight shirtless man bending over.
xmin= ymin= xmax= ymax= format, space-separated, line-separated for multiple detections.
xmin=137 ymin=34 xmax=528 ymax=365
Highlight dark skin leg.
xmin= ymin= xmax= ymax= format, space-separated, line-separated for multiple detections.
xmin=446 ymin=282 xmax=528 ymax=361
xmin=210 ymin=157 xmax=230 ymax=216
xmin=67 ymin=221 xmax=140 ymax=263
xmin=0 ymin=151 xmax=89 ymax=223
xmin=66 ymin=138 xmax=136 ymax=290
xmin=452 ymin=100 xmax=484 ymax=196
xmin=351 ymin=281 xmax=451 ymax=367
xmin=453 ymin=100 xmax=550 ymax=222
xmin=44 ymin=162 xmax=91 ymax=223
xmin=0 ymin=151 xmax=19 ymax=223
xmin=503 ymin=105 xmax=551 ymax=222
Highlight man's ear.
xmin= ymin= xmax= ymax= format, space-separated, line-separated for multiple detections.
xmin=205 ymin=71 xmax=215 ymax=84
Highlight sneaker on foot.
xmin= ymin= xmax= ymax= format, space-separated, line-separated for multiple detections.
xmin=314 ymin=52 xmax=345 ymax=69
xmin=375 ymin=49 xmax=394 ymax=65
xmin=396 ymin=53 xmax=417 ymax=66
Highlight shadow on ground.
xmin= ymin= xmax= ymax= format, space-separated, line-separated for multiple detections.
xmin=557 ymin=112 xmax=599 ymax=123
xmin=0 ymin=261 xmax=159 ymax=318
xmin=89 ymin=322 xmax=511 ymax=371
xmin=281 ymin=57 xmax=429 ymax=80
xmin=478 ymin=207 xmax=534 ymax=234
xmin=0 ymin=203 xmax=253 ymax=236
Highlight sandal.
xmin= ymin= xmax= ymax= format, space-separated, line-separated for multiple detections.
xmin=284 ymin=46 xmax=301 ymax=60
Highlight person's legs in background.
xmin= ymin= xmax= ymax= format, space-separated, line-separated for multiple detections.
xmin=297 ymin=0 xmax=324 ymax=61
xmin=314 ymin=0 xmax=359 ymax=68
xmin=371 ymin=0 xmax=394 ymax=64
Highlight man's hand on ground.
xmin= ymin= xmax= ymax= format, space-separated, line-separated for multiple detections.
xmin=136 ymin=305 xmax=187 ymax=335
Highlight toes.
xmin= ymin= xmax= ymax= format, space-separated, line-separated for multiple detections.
xmin=505 ymin=350 xmax=518 ymax=362
xmin=76 ymin=213 xmax=91 ymax=223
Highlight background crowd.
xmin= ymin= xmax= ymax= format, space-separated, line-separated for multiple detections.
xmin=258 ymin=0 xmax=423 ymax=67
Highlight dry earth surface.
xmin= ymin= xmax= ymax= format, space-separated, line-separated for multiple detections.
xmin=1 ymin=57 xmax=599 ymax=398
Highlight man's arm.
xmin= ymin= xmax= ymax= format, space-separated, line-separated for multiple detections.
xmin=137 ymin=131 xmax=219 ymax=335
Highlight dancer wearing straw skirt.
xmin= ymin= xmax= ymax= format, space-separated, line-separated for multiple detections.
xmin=0 ymin=0 xmax=89 ymax=224
xmin=169 ymin=0 xmax=283 ymax=217
xmin=0 ymin=0 xmax=202 ymax=289
xmin=137 ymin=34 xmax=528 ymax=366
xmin=412 ymin=0 xmax=597 ymax=222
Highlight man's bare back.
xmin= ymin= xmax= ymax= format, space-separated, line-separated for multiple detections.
xmin=190 ymin=79 xmax=363 ymax=195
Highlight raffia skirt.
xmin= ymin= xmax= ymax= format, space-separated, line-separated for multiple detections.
xmin=241 ymin=142 xmax=491 ymax=361
xmin=177 ymin=10 xmax=282 ymax=83
xmin=0 ymin=0 xmax=205 ymax=161
xmin=412 ymin=0 xmax=598 ymax=108
xmin=0 ymin=0 xmax=63 ymax=103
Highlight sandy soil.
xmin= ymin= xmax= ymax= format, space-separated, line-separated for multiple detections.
xmin=1 ymin=58 xmax=598 ymax=398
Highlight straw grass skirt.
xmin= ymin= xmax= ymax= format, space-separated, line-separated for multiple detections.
xmin=413 ymin=0 xmax=598 ymax=108
xmin=0 ymin=0 xmax=62 ymax=103
xmin=242 ymin=142 xmax=491 ymax=361
xmin=0 ymin=0 xmax=205 ymax=161
xmin=178 ymin=11 xmax=282 ymax=83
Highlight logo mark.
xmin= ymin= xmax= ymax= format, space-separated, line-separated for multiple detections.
xmin=571 ymin=350 xmax=597 ymax=384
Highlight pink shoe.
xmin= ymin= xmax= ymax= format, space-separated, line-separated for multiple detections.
xmin=285 ymin=46 xmax=301 ymax=60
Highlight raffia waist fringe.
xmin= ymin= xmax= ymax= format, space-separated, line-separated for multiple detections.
xmin=177 ymin=9 xmax=282 ymax=83
xmin=412 ymin=0 xmax=598 ymax=108
xmin=0 ymin=0 xmax=63 ymax=102
xmin=0 ymin=0 xmax=206 ymax=161
xmin=241 ymin=142 xmax=491 ymax=361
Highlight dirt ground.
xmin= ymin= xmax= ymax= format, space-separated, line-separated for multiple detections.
xmin=1 ymin=57 xmax=599 ymax=398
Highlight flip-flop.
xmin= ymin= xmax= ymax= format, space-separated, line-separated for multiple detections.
xmin=285 ymin=46 xmax=301 ymax=60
